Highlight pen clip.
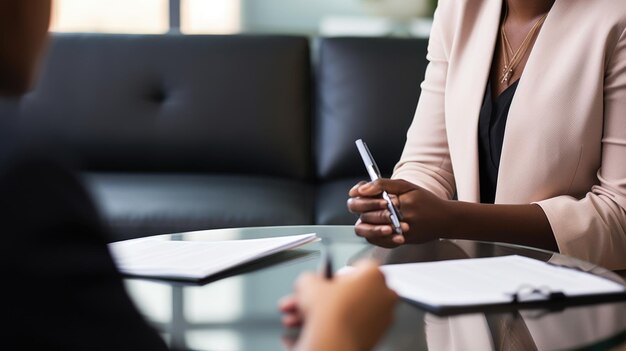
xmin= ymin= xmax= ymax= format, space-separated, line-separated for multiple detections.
xmin=508 ymin=285 xmax=566 ymax=303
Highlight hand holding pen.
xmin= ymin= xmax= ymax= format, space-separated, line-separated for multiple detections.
xmin=349 ymin=139 xmax=451 ymax=247
xmin=348 ymin=175 xmax=450 ymax=247
xmin=278 ymin=238 xmax=333 ymax=329
xmin=278 ymin=254 xmax=398 ymax=351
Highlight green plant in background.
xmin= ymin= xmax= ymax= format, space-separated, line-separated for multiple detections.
xmin=430 ymin=0 xmax=438 ymax=16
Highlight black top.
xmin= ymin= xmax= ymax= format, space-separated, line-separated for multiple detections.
xmin=478 ymin=80 xmax=519 ymax=204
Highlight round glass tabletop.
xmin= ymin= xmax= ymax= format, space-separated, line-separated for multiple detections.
xmin=124 ymin=225 xmax=626 ymax=351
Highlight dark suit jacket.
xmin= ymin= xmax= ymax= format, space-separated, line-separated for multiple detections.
xmin=0 ymin=151 xmax=168 ymax=350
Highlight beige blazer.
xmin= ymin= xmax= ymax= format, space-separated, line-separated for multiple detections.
xmin=393 ymin=0 xmax=626 ymax=270
xmin=424 ymin=303 xmax=626 ymax=350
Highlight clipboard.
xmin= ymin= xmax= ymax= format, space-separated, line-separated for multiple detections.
xmin=375 ymin=255 xmax=626 ymax=316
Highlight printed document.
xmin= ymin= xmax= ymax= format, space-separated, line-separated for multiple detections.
xmin=380 ymin=255 xmax=626 ymax=309
xmin=109 ymin=233 xmax=317 ymax=280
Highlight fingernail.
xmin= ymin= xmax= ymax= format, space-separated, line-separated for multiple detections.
xmin=393 ymin=235 xmax=405 ymax=244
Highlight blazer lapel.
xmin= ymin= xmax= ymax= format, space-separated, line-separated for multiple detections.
xmin=445 ymin=0 xmax=502 ymax=202
xmin=496 ymin=0 xmax=569 ymax=203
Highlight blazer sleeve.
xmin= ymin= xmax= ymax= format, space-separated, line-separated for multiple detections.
xmin=391 ymin=1 xmax=456 ymax=201
xmin=536 ymin=26 xmax=626 ymax=270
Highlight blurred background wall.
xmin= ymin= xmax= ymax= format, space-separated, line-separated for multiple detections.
xmin=241 ymin=0 xmax=365 ymax=34
xmin=51 ymin=0 xmax=436 ymax=37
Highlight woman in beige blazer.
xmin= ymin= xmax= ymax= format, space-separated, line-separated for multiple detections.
xmin=348 ymin=0 xmax=626 ymax=270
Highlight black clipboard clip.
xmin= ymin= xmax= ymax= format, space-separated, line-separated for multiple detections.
xmin=508 ymin=285 xmax=567 ymax=317
xmin=508 ymin=285 xmax=566 ymax=304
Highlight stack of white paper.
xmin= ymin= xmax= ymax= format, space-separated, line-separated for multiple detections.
xmin=108 ymin=233 xmax=317 ymax=280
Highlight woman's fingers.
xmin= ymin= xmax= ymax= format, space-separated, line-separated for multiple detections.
xmin=348 ymin=179 xmax=416 ymax=214
xmin=359 ymin=209 xmax=396 ymax=224
xmin=358 ymin=209 xmax=410 ymax=233
xmin=278 ymin=295 xmax=298 ymax=313
xmin=349 ymin=181 xmax=383 ymax=197
xmin=348 ymin=179 xmax=419 ymax=248
xmin=278 ymin=295 xmax=303 ymax=328
xmin=354 ymin=220 xmax=405 ymax=247
xmin=282 ymin=312 xmax=303 ymax=328
xmin=347 ymin=197 xmax=388 ymax=213
xmin=348 ymin=181 xmax=368 ymax=197
xmin=350 ymin=179 xmax=417 ymax=197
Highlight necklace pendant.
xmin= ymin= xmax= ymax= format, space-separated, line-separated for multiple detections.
xmin=501 ymin=67 xmax=512 ymax=84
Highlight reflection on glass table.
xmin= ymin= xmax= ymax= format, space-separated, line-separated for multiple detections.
xmin=124 ymin=225 xmax=626 ymax=351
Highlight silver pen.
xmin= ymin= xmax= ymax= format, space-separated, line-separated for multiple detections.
xmin=355 ymin=139 xmax=403 ymax=235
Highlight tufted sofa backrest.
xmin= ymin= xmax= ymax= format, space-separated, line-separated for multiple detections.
xmin=14 ymin=34 xmax=312 ymax=178
xmin=314 ymin=37 xmax=429 ymax=180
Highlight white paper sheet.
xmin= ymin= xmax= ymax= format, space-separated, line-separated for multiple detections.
xmin=108 ymin=233 xmax=317 ymax=280
xmin=379 ymin=255 xmax=626 ymax=308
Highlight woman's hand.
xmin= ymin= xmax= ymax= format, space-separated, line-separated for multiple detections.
xmin=347 ymin=179 xmax=453 ymax=247
xmin=278 ymin=260 xmax=398 ymax=351
xmin=348 ymin=179 xmax=559 ymax=252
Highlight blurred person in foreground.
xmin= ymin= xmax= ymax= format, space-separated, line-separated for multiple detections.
xmin=0 ymin=1 xmax=397 ymax=350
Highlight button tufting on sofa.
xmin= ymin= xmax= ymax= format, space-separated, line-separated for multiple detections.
xmin=1 ymin=34 xmax=428 ymax=241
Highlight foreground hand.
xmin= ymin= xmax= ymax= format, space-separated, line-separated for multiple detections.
xmin=347 ymin=179 xmax=451 ymax=247
xmin=278 ymin=260 xmax=398 ymax=351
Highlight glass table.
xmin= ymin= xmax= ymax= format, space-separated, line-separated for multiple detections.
xmin=124 ymin=225 xmax=626 ymax=351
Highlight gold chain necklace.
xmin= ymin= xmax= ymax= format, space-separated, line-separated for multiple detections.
xmin=499 ymin=6 xmax=549 ymax=85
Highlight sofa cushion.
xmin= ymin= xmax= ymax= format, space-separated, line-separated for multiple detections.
xmin=315 ymin=177 xmax=361 ymax=225
xmin=315 ymin=37 xmax=428 ymax=180
xmin=17 ymin=34 xmax=311 ymax=179
xmin=83 ymin=173 xmax=314 ymax=241
xmin=0 ymin=35 xmax=432 ymax=239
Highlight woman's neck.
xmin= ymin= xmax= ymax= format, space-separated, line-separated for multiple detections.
xmin=505 ymin=0 xmax=554 ymax=21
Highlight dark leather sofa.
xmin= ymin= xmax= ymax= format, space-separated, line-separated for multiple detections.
xmin=1 ymin=34 xmax=428 ymax=241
